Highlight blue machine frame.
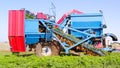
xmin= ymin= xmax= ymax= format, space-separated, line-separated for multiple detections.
xmin=53 ymin=13 xmax=105 ymax=55
xmin=24 ymin=13 xmax=105 ymax=55
xmin=25 ymin=19 xmax=53 ymax=44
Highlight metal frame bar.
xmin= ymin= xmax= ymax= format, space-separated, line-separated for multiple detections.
xmin=53 ymin=34 xmax=66 ymax=49
xmin=53 ymin=32 xmax=93 ymax=54
xmin=39 ymin=20 xmax=51 ymax=31
xmin=68 ymin=36 xmax=92 ymax=50
xmin=54 ymin=23 xmax=94 ymax=37
xmin=39 ymin=20 xmax=53 ymax=41
xmin=38 ymin=19 xmax=103 ymax=54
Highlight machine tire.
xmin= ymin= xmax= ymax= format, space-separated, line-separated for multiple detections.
xmin=51 ymin=40 xmax=60 ymax=55
xmin=35 ymin=41 xmax=60 ymax=56
xmin=35 ymin=43 xmax=42 ymax=56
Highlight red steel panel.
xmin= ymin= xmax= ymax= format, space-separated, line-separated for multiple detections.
xmin=9 ymin=36 xmax=25 ymax=52
xmin=8 ymin=10 xmax=24 ymax=36
xmin=8 ymin=10 xmax=25 ymax=52
xmin=37 ymin=12 xmax=47 ymax=19
xmin=57 ymin=9 xmax=83 ymax=24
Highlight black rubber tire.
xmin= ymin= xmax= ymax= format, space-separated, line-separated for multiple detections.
xmin=35 ymin=41 xmax=60 ymax=56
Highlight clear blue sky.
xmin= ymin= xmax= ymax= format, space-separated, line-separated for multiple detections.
xmin=0 ymin=0 xmax=120 ymax=42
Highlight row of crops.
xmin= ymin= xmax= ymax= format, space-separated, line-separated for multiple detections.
xmin=0 ymin=52 xmax=120 ymax=68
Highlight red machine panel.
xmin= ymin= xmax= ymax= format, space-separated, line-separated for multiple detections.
xmin=37 ymin=12 xmax=47 ymax=19
xmin=9 ymin=36 xmax=25 ymax=52
xmin=8 ymin=10 xmax=25 ymax=52
xmin=57 ymin=9 xmax=83 ymax=24
xmin=8 ymin=10 xmax=24 ymax=36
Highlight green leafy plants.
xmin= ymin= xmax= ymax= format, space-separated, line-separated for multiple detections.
xmin=0 ymin=52 xmax=120 ymax=68
xmin=25 ymin=13 xmax=35 ymax=19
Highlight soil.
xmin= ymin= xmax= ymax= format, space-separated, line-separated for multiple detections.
xmin=0 ymin=42 xmax=10 ymax=51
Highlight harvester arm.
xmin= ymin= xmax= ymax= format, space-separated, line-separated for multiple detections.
xmin=42 ymin=19 xmax=105 ymax=56
xmin=53 ymin=27 xmax=105 ymax=56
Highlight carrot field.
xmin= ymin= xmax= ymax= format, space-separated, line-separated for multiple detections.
xmin=0 ymin=52 xmax=120 ymax=68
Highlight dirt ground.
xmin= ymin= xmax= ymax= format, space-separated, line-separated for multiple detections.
xmin=111 ymin=42 xmax=120 ymax=49
xmin=0 ymin=42 xmax=120 ymax=52
xmin=0 ymin=42 xmax=10 ymax=51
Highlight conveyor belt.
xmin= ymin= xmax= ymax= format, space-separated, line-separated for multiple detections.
xmin=53 ymin=28 xmax=105 ymax=56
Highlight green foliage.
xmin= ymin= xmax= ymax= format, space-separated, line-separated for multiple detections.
xmin=25 ymin=13 xmax=35 ymax=19
xmin=0 ymin=53 xmax=120 ymax=68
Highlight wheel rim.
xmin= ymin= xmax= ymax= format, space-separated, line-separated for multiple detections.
xmin=41 ymin=46 xmax=52 ymax=56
